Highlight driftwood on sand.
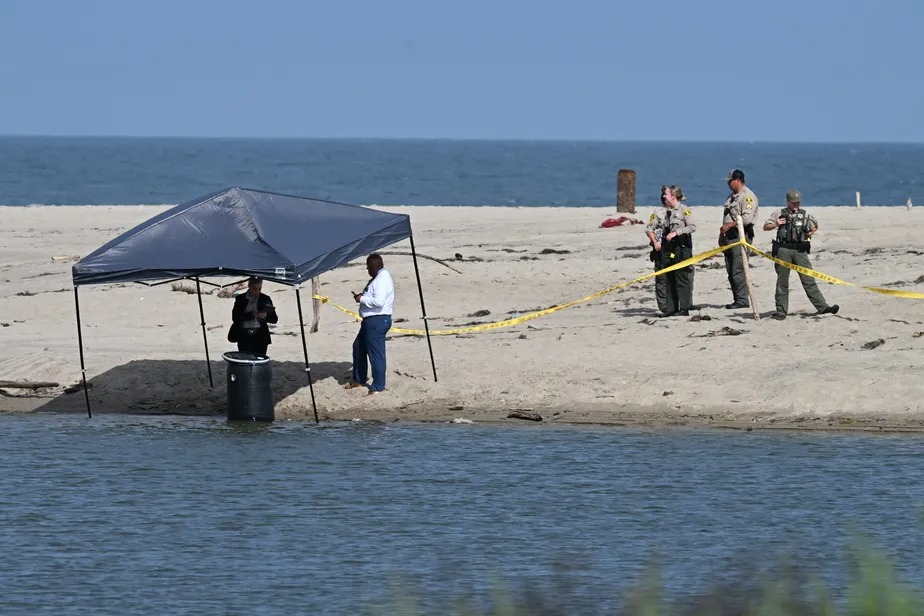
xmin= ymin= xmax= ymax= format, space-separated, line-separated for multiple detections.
xmin=0 ymin=380 xmax=60 ymax=390
xmin=377 ymin=251 xmax=464 ymax=275
xmin=507 ymin=409 xmax=543 ymax=421
xmin=170 ymin=281 xmax=215 ymax=295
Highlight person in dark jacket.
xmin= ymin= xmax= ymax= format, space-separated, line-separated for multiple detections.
xmin=660 ymin=185 xmax=696 ymax=317
xmin=231 ymin=277 xmax=278 ymax=357
xmin=644 ymin=191 xmax=670 ymax=315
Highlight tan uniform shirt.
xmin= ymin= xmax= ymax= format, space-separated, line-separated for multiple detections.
xmin=665 ymin=205 xmax=696 ymax=236
xmin=645 ymin=207 xmax=668 ymax=243
xmin=722 ymin=185 xmax=759 ymax=227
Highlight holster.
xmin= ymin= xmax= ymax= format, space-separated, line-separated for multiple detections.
xmin=667 ymin=234 xmax=693 ymax=249
xmin=665 ymin=244 xmax=692 ymax=266
xmin=775 ymin=240 xmax=811 ymax=254
xmin=771 ymin=240 xmax=780 ymax=258
xmin=726 ymin=224 xmax=754 ymax=243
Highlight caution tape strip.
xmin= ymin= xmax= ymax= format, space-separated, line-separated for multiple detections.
xmin=744 ymin=242 xmax=924 ymax=299
xmin=309 ymin=239 xmax=922 ymax=337
xmin=312 ymin=241 xmax=740 ymax=335
xmin=743 ymin=243 xmax=854 ymax=286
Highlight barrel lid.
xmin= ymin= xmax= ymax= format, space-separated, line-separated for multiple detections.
xmin=222 ymin=351 xmax=270 ymax=365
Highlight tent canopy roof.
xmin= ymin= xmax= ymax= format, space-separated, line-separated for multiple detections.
xmin=72 ymin=187 xmax=411 ymax=286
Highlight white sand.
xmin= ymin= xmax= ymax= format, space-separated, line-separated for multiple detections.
xmin=1 ymin=204 xmax=923 ymax=430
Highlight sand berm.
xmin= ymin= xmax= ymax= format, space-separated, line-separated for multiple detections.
xmin=1 ymin=205 xmax=922 ymax=430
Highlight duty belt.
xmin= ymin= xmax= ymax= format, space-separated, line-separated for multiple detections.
xmin=775 ymin=240 xmax=811 ymax=252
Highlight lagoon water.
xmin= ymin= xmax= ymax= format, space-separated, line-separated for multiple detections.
xmin=1 ymin=414 xmax=922 ymax=614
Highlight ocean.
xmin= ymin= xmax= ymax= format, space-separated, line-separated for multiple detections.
xmin=1 ymin=136 xmax=922 ymax=207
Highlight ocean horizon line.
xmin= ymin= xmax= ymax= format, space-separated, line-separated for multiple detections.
xmin=2 ymin=134 xmax=924 ymax=146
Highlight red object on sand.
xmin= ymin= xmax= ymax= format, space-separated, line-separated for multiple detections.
xmin=600 ymin=216 xmax=641 ymax=228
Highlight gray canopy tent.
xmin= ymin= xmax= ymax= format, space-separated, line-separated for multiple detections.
xmin=71 ymin=186 xmax=437 ymax=421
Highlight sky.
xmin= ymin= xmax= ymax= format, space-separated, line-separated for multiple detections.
xmin=1 ymin=0 xmax=922 ymax=142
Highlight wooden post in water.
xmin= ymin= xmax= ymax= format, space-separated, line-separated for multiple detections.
xmin=736 ymin=214 xmax=760 ymax=321
xmin=616 ymin=169 xmax=636 ymax=213
xmin=855 ymin=191 xmax=862 ymax=209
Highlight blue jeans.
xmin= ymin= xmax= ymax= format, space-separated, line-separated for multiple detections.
xmin=352 ymin=315 xmax=392 ymax=391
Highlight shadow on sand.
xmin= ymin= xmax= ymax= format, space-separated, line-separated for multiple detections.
xmin=32 ymin=359 xmax=352 ymax=416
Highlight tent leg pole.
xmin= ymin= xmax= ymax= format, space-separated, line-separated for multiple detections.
xmin=295 ymin=288 xmax=319 ymax=423
xmin=74 ymin=287 xmax=92 ymax=418
xmin=195 ymin=277 xmax=214 ymax=389
xmin=409 ymin=233 xmax=438 ymax=382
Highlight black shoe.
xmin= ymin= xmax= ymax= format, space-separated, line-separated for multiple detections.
xmin=770 ymin=312 xmax=786 ymax=320
xmin=677 ymin=309 xmax=690 ymax=316
xmin=725 ymin=302 xmax=750 ymax=309
xmin=820 ymin=304 xmax=840 ymax=315
xmin=659 ymin=311 xmax=678 ymax=318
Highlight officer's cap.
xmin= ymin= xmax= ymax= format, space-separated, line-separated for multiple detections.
xmin=786 ymin=189 xmax=802 ymax=203
xmin=725 ymin=169 xmax=746 ymax=182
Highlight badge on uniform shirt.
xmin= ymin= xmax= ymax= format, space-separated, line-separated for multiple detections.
xmin=745 ymin=196 xmax=753 ymax=208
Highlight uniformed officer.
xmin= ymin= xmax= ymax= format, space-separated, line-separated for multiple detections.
xmin=645 ymin=190 xmax=670 ymax=315
xmin=762 ymin=190 xmax=840 ymax=320
xmin=718 ymin=169 xmax=759 ymax=309
xmin=660 ymin=185 xmax=696 ymax=316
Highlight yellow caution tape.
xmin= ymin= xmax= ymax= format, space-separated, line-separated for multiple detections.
xmin=310 ymin=239 xmax=921 ymax=337
xmin=744 ymin=243 xmax=854 ymax=286
xmin=860 ymin=287 xmax=924 ymax=299
xmin=312 ymin=241 xmax=740 ymax=335
xmin=745 ymin=242 xmax=924 ymax=299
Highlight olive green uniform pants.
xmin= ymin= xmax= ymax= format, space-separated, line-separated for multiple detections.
xmin=652 ymin=251 xmax=669 ymax=314
xmin=722 ymin=239 xmax=749 ymax=305
xmin=774 ymin=246 xmax=829 ymax=315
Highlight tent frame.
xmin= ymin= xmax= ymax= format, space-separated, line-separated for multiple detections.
xmin=73 ymin=233 xmax=437 ymax=422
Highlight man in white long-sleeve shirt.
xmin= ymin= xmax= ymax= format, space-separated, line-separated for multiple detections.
xmin=345 ymin=253 xmax=394 ymax=394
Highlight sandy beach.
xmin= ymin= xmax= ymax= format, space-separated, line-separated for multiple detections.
xmin=1 ymin=204 xmax=922 ymax=430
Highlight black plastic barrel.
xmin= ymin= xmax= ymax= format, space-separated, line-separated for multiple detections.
xmin=223 ymin=351 xmax=274 ymax=421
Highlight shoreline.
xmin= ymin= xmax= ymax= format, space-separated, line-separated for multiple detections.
xmin=7 ymin=404 xmax=924 ymax=434
xmin=1 ymin=205 xmax=922 ymax=430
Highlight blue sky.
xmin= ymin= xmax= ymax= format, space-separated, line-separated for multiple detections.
xmin=1 ymin=0 xmax=921 ymax=141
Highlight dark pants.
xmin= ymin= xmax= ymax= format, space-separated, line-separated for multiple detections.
xmin=352 ymin=315 xmax=392 ymax=392
xmin=722 ymin=240 xmax=749 ymax=305
xmin=664 ymin=246 xmax=694 ymax=312
xmin=237 ymin=329 xmax=269 ymax=357
xmin=652 ymin=251 xmax=669 ymax=314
